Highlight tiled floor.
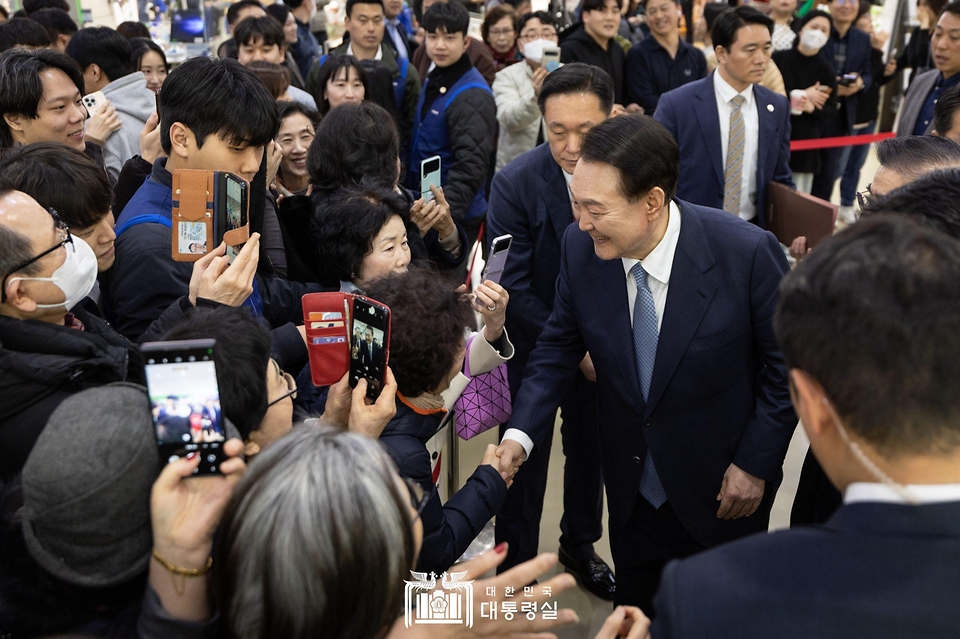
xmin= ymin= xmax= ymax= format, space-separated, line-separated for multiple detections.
xmin=455 ymin=148 xmax=879 ymax=637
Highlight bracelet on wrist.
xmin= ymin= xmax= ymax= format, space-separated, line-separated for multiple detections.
xmin=152 ymin=548 xmax=213 ymax=577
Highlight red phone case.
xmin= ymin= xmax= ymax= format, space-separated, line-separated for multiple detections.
xmin=302 ymin=292 xmax=353 ymax=387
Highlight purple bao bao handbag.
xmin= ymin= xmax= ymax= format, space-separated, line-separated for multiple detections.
xmin=454 ymin=336 xmax=513 ymax=440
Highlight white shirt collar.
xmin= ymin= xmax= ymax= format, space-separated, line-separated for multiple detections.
xmin=562 ymin=170 xmax=573 ymax=186
xmin=621 ymin=200 xmax=681 ymax=287
xmin=713 ymin=69 xmax=754 ymax=108
xmin=346 ymin=42 xmax=383 ymax=60
xmin=844 ymin=482 xmax=960 ymax=505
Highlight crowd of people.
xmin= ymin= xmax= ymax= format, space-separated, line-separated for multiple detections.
xmin=1 ymin=0 xmax=960 ymax=636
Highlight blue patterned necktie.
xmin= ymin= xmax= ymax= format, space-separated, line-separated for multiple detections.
xmin=631 ymin=263 xmax=668 ymax=508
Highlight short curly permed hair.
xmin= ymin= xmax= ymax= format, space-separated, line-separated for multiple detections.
xmin=363 ymin=267 xmax=475 ymax=397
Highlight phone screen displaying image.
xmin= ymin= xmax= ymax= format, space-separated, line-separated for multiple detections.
xmin=225 ymin=177 xmax=245 ymax=231
xmin=350 ymin=299 xmax=390 ymax=400
xmin=144 ymin=342 xmax=225 ymax=475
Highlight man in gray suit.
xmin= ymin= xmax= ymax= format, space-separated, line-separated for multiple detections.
xmin=896 ymin=1 xmax=960 ymax=137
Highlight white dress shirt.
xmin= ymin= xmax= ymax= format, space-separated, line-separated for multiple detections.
xmin=346 ymin=42 xmax=383 ymax=61
xmin=713 ymin=71 xmax=758 ymax=222
xmin=502 ymin=202 xmax=682 ymax=458
xmin=845 ymin=482 xmax=960 ymax=505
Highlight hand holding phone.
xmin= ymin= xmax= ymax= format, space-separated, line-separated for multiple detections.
xmin=541 ymin=47 xmax=561 ymax=72
xmin=143 ymin=339 xmax=227 ymax=476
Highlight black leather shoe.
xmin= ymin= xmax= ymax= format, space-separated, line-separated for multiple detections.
xmin=558 ymin=545 xmax=616 ymax=601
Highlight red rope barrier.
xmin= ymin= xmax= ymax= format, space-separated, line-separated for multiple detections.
xmin=790 ymin=131 xmax=895 ymax=152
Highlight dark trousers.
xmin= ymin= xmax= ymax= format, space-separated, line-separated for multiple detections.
xmin=791 ymin=449 xmax=842 ymax=526
xmin=811 ymin=111 xmax=853 ymax=202
xmin=495 ymin=372 xmax=605 ymax=571
xmin=609 ymin=495 xmax=706 ymax=615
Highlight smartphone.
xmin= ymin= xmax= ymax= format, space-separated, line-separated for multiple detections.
xmin=481 ymin=234 xmax=513 ymax=285
xmin=214 ymin=172 xmax=248 ymax=261
xmin=839 ymin=73 xmax=858 ymax=86
xmin=349 ymin=297 xmax=391 ymax=400
xmin=142 ymin=339 xmax=226 ymax=476
xmin=542 ymin=47 xmax=561 ymax=72
xmin=420 ymin=155 xmax=442 ymax=203
xmin=82 ymin=90 xmax=107 ymax=117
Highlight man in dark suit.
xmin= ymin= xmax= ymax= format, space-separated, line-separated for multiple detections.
xmin=654 ymin=6 xmax=793 ymax=229
xmin=486 ymin=63 xmax=616 ymax=599
xmin=651 ymin=214 xmax=960 ymax=638
xmin=496 ymin=114 xmax=796 ymax=613
xmin=811 ymin=0 xmax=873 ymax=207
xmin=896 ymin=2 xmax=960 ymax=137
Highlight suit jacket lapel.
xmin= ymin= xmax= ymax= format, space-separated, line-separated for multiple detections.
xmin=755 ymin=90 xmax=776 ymax=190
xmin=540 ymin=154 xmax=575 ymax=243
xmin=590 ymin=255 xmax=645 ymax=407
xmin=694 ymin=74 xmax=724 ymax=188
xmin=644 ymin=203 xmax=718 ymax=416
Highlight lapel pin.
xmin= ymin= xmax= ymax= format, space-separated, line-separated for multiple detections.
xmin=440 ymin=87 xmax=447 ymax=94
xmin=767 ymin=103 xmax=774 ymax=112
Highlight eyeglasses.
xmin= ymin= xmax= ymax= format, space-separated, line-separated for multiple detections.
xmin=404 ymin=477 xmax=430 ymax=519
xmin=855 ymin=184 xmax=871 ymax=213
xmin=266 ymin=369 xmax=298 ymax=407
xmin=1 ymin=209 xmax=71 ymax=304
xmin=489 ymin=27 xmax=515 ymax=37
xmin=834 ymin=0 xmax=858 ymax=5
xmin=520 ymin=29 xmax=558 ymax=41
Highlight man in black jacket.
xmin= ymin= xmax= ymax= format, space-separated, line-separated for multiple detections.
xmin=559 ymin=0 xmax=627 ymax=104
xmin=407 ymin=0 xmax=496 ymax=261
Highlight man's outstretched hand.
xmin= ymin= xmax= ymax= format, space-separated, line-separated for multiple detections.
xmin=496 ymin=439 xmax=526 ymax=485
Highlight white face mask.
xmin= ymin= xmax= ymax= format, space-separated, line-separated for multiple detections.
xmin=799 ymin=28 xmax=828 ymax=52
xmin=10 ymin=238 xmax=98 ymax=310
xmin=522 ymin=38 xmax=554 ymax=63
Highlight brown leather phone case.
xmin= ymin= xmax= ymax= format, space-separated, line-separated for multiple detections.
xmin=171 ymin=170 xmax=214 ymax=263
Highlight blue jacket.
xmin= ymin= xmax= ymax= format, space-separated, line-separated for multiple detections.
xmin=409 ymin=65 xmax=494 ymax=221
xmin=506 ymin=201 xmax=796 ymax=544
xmin=379 ymin=401 xmax=507 ymax=574
xmin=654 ymin=73 xmax=794 ymax=228
xmin=486 ymin=142 xmax=574 ymax=393
xmin=652 ymin=501 xmax=960 ymax=638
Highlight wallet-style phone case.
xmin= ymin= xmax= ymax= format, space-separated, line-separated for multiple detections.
xmin=171 ymin=170 xmax=250 ymax=262
xmin=303 ymin=292 xmax=353 ymax=387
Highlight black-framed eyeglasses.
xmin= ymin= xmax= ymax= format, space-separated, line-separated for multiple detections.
xmin=404 ymin=477 xmax=430 ymax=519
xmin=266 ymin=369 xmax=298 ymax=407
xmin=1 ymin=209 xmax=71 ymax=304
xmin=855 ymin=184 xmax=871 ymax=213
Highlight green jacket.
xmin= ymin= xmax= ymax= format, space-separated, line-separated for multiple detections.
xmin=305 ymin=41 xmax=420 ymax=137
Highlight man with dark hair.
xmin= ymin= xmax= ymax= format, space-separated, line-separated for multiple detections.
xmin=235 ymin=16 xmax=317 ymax=108
xmin=64 ymin=26 xmax=155 ymax=179
xmin=559 ymin=0 xmax=628 ymax=104
xmin=487 ymin=63 xmax=616 ymax=596
xmin=107 ymin=56 xmax=289 ymax=342
xmin=282 ymin=0 xmax=321 ymax=79
xmin=0 ymin=16 xmax=51 ymax=51
xmin=217 ymin=0 xmax=266 ymax=59
xmin=933 ymin=83 xmax=960 ymax=141
xmin=304 ymin=0 xmax=420 ymax=138
xmin=411 ymin=0 xmax=497 ymax=86
xmin=655 ymin=5 xmax=793 ymax=229
xmin=496 ymin=114 xmax=795 ymax=613
xmin=898 ymin=1 xmax=960 ymax=137
xmin=810 ymin=0 xmax=873 ymax=208
xmin=863 ymin=167 xmax=960 ymax=237
xmin=625 ymin=0 xmax=706 ymax=114
xmin=651 ymin=215 xmax=960 ymax=638
xmin=28 ymin=7 xmax=76 ymax=51
xmin=408 ymin=0 xmax=495 ymax=258
xmin=0 ymin=49 xmax=86 ymax=150
xmin=23 ymin=0 xmax=70 ymax=13
xmin=789 ymin=134 xmax=960 ymax=525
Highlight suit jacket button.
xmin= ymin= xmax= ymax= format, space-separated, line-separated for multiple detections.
xmin=633 ymin=456 xmax=641 ymax=464
xmin=643 ymin=419 xmax=652 ymax=427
